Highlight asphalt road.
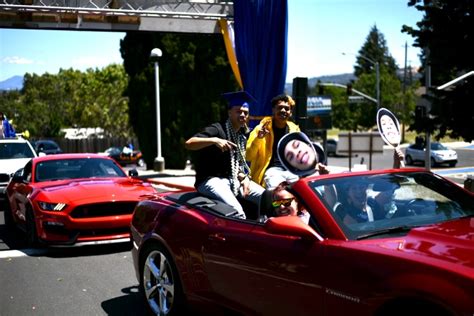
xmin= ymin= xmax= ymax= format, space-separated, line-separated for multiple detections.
xmin=0 ymin=221 xmax=146 ymax=316
xmin=325 ymin=146 xmax=474 ymax=185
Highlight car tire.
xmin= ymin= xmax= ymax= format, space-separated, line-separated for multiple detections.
xmin=430 ymin=157 xmax=436 ymax=167
xmin=140 ymin=243 xmax=186 ymax=316
xmin=449 ymin=162 xmax=457 ymax=167
xmin=405 ymin=155 xmax=413 ymax=165
xmin=25 ymin=208 xmax=40 ymax=248
xmin=3 ymin=201 xmax=14 ymax=228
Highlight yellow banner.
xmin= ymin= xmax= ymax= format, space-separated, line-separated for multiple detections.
xmin=219 ymin=19 xmax=243 ymax=88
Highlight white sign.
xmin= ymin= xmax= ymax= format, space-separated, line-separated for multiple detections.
xmin=307 ymin=96 xmax=332 ymax=116
xmin=337 ymin=132 xmax=384 ymax=154
xmin=376 ymin=108 xmax=401 ymax=147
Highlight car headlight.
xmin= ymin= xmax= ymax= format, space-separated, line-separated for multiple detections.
xmin=38 ymin=201 xmax=67 ymax=211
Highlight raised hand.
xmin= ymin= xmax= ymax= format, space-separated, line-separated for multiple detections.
xmin=257 ymin=121 xmax=271 ymax=138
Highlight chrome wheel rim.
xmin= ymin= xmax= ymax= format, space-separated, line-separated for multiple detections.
xmin=143 ymin=249 xmax=175 ymax=315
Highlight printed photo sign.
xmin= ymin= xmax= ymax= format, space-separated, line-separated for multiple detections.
xmin=376 ymin=108 xmax=401 ymax=147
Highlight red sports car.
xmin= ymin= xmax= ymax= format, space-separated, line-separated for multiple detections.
xmin=131 ymin=168 xmax=474 ymax=316
xmin=5 ymin=153 xmax=157 ymax=247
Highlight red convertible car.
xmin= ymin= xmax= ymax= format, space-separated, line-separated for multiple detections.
xmin=131 ymin=168 xmax=474 ymax=316
xmin=4 ymin=153 xmax=157 ymax=247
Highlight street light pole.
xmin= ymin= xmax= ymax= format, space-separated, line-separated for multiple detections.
xmin=375 ymin=61 xmax=380 ymax=110
xmin=150 ymin=48 xmax=165 ymax=171
xmin=343 ymin=52 xmax=380 ymax=109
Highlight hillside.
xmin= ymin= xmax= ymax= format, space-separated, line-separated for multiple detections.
xmin=284 ymin=73 xmax=356 ymax=94
xmin=0 ymin=75 xmax=23 ymax=91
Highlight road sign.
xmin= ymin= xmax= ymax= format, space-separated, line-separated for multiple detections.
xmin=348 ymin=96 xmax=365 ymax=103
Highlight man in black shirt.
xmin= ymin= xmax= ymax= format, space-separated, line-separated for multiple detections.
xmin=185 ymin=91 xmax=264 ymax=218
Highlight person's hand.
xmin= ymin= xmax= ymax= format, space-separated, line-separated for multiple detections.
xmin=393 ymin=147 xmax=405 ymax=168
xmin=317 ymin=163 xmax=330 ymax=175
xmin=214 ymin=138 xmax=237 ymax=152
xmin=257 ymin=121 xmax=271 ymax=139
xmin=240 ymin=176 xmax=250 ymax=197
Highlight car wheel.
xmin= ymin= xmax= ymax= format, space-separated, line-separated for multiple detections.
xmin=405 ymin=155 xmax=413 ymax=165
xmin=449 ymin=162 xmax=456 ymax=167
xmin=3 ymin=201 xmax=14 ymax=228
xmin=140 ymin=243 xmax=185 ymax=316
xmin=430 ymin=157 xmax=436 ymax=167
xmin=25 ymin=208 xmax=40 ymax=248
xmin=137 ymin=158 xmax=145 ymax=168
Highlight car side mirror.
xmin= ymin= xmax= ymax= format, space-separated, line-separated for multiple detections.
xmin=263 ymin=216 xmax=322 ymax=242
xmin=128 ymin=169 xmax=139 ymax=177
xmin=11 ymin=169 xmax=25 ymax=183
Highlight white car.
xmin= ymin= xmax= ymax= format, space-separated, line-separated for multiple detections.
xmin=405 ymin=142 xmax=457 ymax=167
xmin=0 ymin=137 xmax=37 ymax=203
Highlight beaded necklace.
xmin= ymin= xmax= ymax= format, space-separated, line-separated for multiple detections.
xmin=225 ymin=118 xmax=250 ymax=196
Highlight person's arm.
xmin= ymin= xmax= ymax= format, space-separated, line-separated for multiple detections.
xmin=393 ymin=147 xmax=405 ymax=168
xmin=246 ymin=122 xmax=267 ymax=161
xmin=185 ymin=137 xmax=236 ymax=152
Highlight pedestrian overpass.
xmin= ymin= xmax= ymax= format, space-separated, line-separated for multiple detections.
xmin=0 ymin=0 xmax=233 ymax=33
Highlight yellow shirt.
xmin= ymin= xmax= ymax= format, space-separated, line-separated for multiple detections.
xmin=246 ymin=117 xmax=300 ymax=186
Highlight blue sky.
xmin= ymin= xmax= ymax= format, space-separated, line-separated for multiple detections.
xmin=0 ymin=0 xmax=423 ymax=83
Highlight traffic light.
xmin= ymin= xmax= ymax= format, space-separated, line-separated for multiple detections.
xmin=414 ymin=105 xmax=432 ymax=131
xmin=346 ymin=83 xmax=352 ymax=95
xmin=415 ymin=105 xmax=426 ymax=122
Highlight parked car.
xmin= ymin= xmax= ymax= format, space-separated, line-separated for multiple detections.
xmin=32 ymin=139 xmax=63 ymax=155
xmin=131 ymin=169 xmax=474 ymax=316
xmin=4 ymin=153 xmax=157 ymax=247
xmin=326 ymin=138 xmax=338 ymax=156
xmin=405 ymin=142 xmax=457 ymax=167
xmin=102 ymin=146 xmax=145 ymax=167
xmin=0 ymin=137 xmax=37 ymax=205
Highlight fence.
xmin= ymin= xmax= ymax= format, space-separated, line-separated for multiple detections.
xmin=31 ymin=137 xmax=140 ymax=154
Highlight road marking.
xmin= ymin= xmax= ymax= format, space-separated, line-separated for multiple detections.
xmin=0 ymin=248 xmax=47 ymax=259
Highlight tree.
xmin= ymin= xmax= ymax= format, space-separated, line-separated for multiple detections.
xmin=354 ymin=25 xmax=398 ymax=77
xmin=120 ymin=32 xmax=238 ymax=169
xmin=2 ymin=65 xmax=131 ymax=138
xmin=402 ymin=0 xmax=474 ymax=141
xmin=349 ymin=25 xmax=417 ymax=131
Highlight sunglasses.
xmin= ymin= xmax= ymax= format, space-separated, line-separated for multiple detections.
xmin=272 ymin=198 xmax=294 ymax=208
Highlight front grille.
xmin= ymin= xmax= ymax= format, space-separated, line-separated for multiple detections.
xmin=70 ymin=202 xmax=137 ymax=218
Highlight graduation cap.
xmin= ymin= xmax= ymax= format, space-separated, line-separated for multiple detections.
xmin=222 ymin=91 xmax=257 ymax=109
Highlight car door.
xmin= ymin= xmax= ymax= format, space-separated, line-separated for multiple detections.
xmin=202 ymin=217 xmax=325 ymax=315
xmin=412 ymin=144 xmax=425 ymax=161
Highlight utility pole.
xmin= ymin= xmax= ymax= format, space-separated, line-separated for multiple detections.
xmin=401 ymin=41 xmax=408 ymax=143
xmin=424 ymin=48 xmax=431 ymax=171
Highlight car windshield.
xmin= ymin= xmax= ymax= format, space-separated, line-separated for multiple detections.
xmin=309 ymin=171 xmax=474 ymax=240
xmin=0 ymin=142 xmax=36 ymax=159
xmin=431 ymin=142 xmax=448 ymax=150
xmin=35 ymin=158 xmax=126 ymax=182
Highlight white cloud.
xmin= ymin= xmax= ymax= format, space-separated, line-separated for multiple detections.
xmin=2 ymin=56 xmax=34 ymax=65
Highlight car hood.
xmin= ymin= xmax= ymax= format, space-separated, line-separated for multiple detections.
xmin=353 ymin=217 xmax=474 ymax=271
xmin=0 ymin=158 xmax=31 ymax=175
xmin=34 ymin=178 xmax=156 ymax=204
